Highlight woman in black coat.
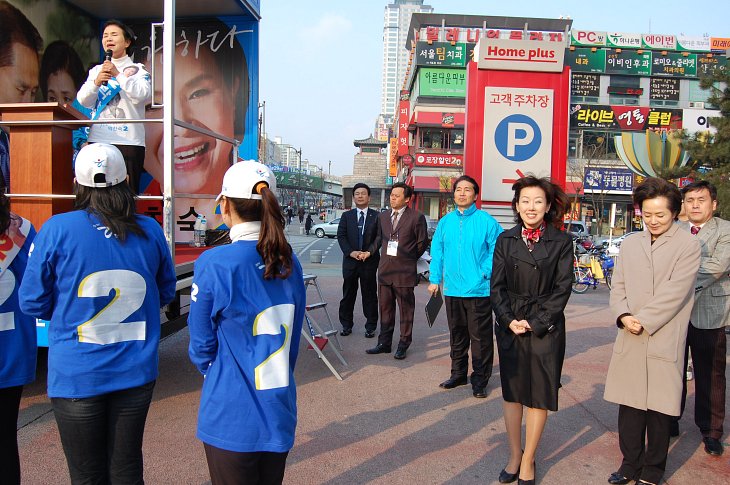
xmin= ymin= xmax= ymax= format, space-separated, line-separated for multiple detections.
xmin=490 ymin=176 xmax=574 ymax=485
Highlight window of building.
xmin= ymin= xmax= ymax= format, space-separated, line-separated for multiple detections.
xmin=608 ymin=75 xmax=641 ymax=106
xmin=418 ymin=128 xmax=464 ymax=152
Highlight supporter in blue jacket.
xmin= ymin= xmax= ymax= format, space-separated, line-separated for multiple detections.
xmin=188 ymin=161 xmax=306 ymax=485
xmin=19 ymin=143 xmax=176 ymax=485
xmin=428 ymin=175 xmax=503 ymax=398
xmin=0 ymin=194 xmax=36 ymax=485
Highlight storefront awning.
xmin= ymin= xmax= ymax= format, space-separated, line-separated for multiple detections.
xmin=409 ymin=111 xmax=465 ymax=128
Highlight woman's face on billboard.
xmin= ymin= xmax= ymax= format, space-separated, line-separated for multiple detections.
xmin=144 ymin=44 xmax=239 ymax=195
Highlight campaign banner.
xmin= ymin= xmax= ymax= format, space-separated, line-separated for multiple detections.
xmin=570 ymin=104 xmax=683 ymax=131
xmin=483 ymin=87 xmax=554 ymax=202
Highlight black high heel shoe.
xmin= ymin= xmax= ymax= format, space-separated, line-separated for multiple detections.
xmin=517 ymin=462 xmax=536 ymax=485
xmin=498 ymin=466 xmax=519 ymax=483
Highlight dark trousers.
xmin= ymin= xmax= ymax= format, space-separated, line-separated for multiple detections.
xmin=618 ymin=405 xmax=672 ymax=485
xmin=113 ymin=144 xmax=145 ymax=195
xmin=51 ymin=380 xmax=155 ymax=485
xmin=339 ymin=264 xmax=378 ymax=333
xmin=377 ymin=283 xmax=415 ymax=349
xmin=0 ymin=385 xmax=23 ymax=485
xmin=679 ymin=324 xmax=726 ymax=439
xmin=204 ymin=443 xmax=288 ymax=485
xmin=444 ymin=296 xmax=494 ymax=390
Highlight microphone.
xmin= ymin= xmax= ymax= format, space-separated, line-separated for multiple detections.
xmin=101 ymin=49 xmax=112 ymax=86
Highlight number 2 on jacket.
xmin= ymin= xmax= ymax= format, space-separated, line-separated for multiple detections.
xmin=254 ymin=304 xmax=295 ymax=391
xmin=0 ymin=271 xmax=16 ymax=331
xmin=77 ymin=270 xmax=147 ymax=344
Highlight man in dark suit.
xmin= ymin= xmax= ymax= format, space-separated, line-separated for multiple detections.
xmin=337 ymin=183 xmax=381 ymax=337
xmin=674 ymin=181 xmax=730 ymax=456
xmin=366 ymin=182 xmax=427 ymax=360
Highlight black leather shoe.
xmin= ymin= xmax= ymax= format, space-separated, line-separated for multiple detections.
xmin=472 ymin=387 xmax=487 ymax=398
xmin=498 ymin=466 xmax=519 ymax=483
xmin=607 ymin=472 xmax=631 ymax=484
xmin=517 ymin=479 xmax=534 ymax=485
xmin=340 ymin=328 xmax=352 ymax=336
xmin=703 ymin=436 xmax=724 ymax=456
xmin=365 ymin=330 xmax=376 ymax=338
xmin=439 ymin=376 xmax=467 ymax=389
xmin=365 ymin=344 xmax=391 ymax=354
xmin=394 ymin=347 xmax=407 ymax=360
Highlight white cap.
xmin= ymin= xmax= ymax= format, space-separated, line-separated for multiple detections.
xmin=216 ymin=160 xmax=277 ymax=201
xmin=75 ymin=143 xmax=127 ymax=188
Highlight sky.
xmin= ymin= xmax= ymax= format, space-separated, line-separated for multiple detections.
xmin=259 ymin=0 xmax=730 ymax=177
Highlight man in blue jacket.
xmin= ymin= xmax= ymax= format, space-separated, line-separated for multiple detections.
xmin=428 ymin=175 xmax=502 ymax=398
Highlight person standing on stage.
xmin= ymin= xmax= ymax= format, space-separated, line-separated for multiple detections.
xmin=604 ymin=177 xmax=700 ymax=485
xmin=490 ymin=175 xmax=573 ymax=485
xmin=76 ymin=19 xmax=151 ymax=194
xmin=366 ymin=182 xmax=427 ymax=360
xmin=428 ymin=175 xmax=502 ymax=398
xmin=673 ymin=180 xmax=729 ymax=456
xmin=188 ymin=161 xmax=306 ymax=485
xmin=0 ymin=192 xmax=36 ymax=485
xmin=337 ymin=183 xmax=381 ymax=338
xmin=19 ymin=143 xmax=176 ymax=484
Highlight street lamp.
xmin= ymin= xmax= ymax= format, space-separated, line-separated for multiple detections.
xmin=294 ymin=147 xmax=302 ymax=209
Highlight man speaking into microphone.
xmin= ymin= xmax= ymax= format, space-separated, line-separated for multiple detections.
xmin=76 ymin=20 xmax=151 ymax=194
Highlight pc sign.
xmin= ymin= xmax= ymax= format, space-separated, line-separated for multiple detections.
xmin=483 ymin=86 xmax=553 ymax=201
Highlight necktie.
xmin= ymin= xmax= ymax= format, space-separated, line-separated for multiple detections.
xmin=357 ymin=210 xmax=365 ymax=249
xmin=691 ymin=225 xmax=700 ymax=235
xmin=391 ymin=211 xmax=400 ymax=232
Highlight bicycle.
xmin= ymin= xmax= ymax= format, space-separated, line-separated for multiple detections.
xmin=572 ymin=251 xmax=614 ymax=294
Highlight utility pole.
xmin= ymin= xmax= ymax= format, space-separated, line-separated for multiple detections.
xmin=328 ymin=160 xmax=332 ymax=175
xmin=295 ymin=147 xmax=302 ymax=209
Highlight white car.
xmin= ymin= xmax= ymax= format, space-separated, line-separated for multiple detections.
xmin=312 ymin=218 xmax=340 ymax=238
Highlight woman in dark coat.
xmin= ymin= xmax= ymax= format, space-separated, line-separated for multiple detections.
xmin=305 ymin=213 xmax=313 ymax=235
xmin=490 ymin=175 xmax=574 ymax=485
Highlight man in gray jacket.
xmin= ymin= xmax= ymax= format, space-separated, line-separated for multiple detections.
xmin=675 ymin=181 xmax=730 ymax=456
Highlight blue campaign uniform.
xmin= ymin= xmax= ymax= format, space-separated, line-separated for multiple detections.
xmin=19 ymin=211 xmax=176 ymax=398
xmin=0 ymin=222 xmax=37 ymax=389
xmin=188 ymin=241 xmax=306 ymax=453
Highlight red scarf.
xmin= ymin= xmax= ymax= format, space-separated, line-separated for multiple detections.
xmin=522 ymin=223 xmax=545 ymax=251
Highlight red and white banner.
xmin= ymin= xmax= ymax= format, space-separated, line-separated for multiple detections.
xmin=415 ymin=153 xmax=463 ymax=168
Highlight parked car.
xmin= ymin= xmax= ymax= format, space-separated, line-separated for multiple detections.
xmin=563 ymin=220 xmax=589 ymax=238
xmin=312 ymin=218 xmax=340 ymax=238
xmin=424 ymin=216 xmax=438 ymax=241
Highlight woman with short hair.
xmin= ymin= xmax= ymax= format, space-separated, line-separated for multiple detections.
xmin=19 ymin=143 xmax=176 ymax=484
xmin=490 ymin=175 xmax=574 ymax=485
xmin=605 ymin=177 xmax=701 ymax=485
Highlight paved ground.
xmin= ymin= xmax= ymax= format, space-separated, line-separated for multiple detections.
xmin=16 ymin=221 xmax=730 ymax=484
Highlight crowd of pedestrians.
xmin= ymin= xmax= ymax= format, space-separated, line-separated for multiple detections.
xmin=1 ymin=164 xmax=727 ymax=484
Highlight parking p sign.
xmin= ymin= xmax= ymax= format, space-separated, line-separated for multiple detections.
xmin=483 ymin=87 xmax=554 ymax=201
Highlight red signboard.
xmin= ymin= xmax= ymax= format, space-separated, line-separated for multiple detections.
xmin=415 ymin=153 xmax=463 ymax=168
xmin=398 ymin=91 xmax=410 ymax=156
xmin=464 ymin=61 xmax=571 ymax=206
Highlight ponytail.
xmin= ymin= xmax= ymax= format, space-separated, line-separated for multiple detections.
xmin=257 ymin=188 xmax=292 ymax=280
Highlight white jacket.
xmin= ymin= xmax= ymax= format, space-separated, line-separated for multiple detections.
xmin=76 ymin=55 xmax=151 ymax=147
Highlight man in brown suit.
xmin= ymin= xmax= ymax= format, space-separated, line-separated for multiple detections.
xmin=366 ymin=183 xmax=427 ymax=360
xmin=673 ymin=181 xmax=730 ymax=456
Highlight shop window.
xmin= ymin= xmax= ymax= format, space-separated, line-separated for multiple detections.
xmin=418 ymin=128 xmax=464 ymax=152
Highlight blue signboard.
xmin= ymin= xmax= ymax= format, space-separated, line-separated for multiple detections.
xmin=583 ymin=167 xmax=634 ymax=193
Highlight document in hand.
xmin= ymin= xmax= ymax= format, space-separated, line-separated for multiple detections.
xmin=425 ymin=291 xmax=443 ymax=328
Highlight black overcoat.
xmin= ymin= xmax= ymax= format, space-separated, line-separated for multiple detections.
xmin=490 ymin=223 xmax=574 ymax=411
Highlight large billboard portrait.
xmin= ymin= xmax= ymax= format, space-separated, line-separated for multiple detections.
xmin=131 ymin=17 xmax=259 ymax=242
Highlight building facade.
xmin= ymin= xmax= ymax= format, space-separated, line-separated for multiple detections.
xmin=381 ymin=0 xmax=433 ymax=122
xmin=342 ymin=136 xmax=389 ymax=209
